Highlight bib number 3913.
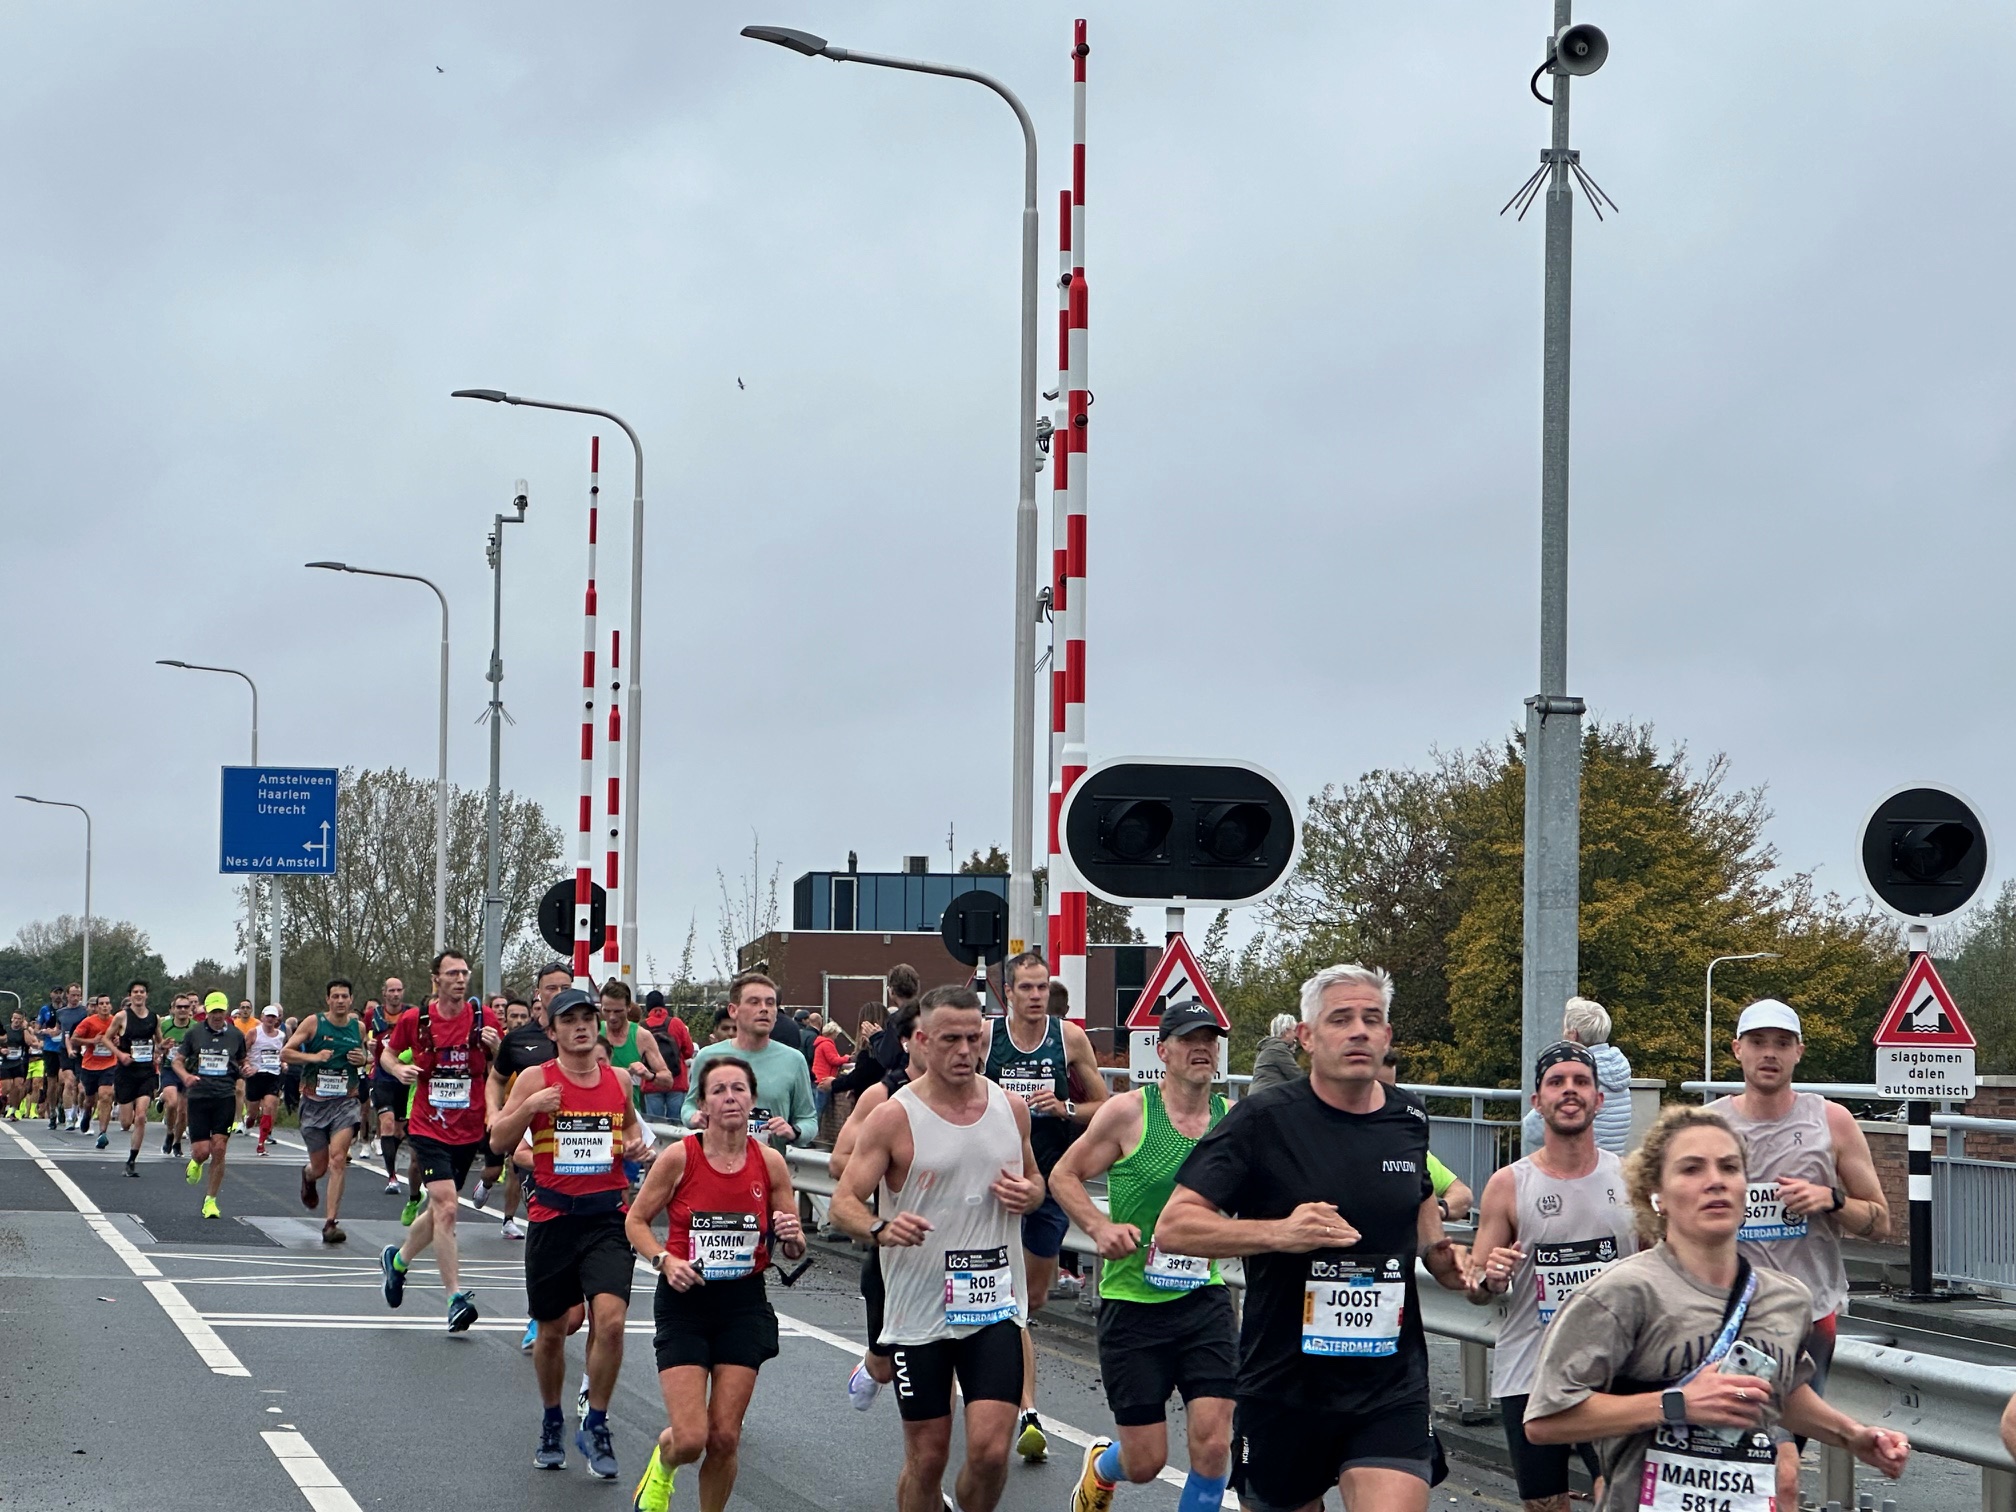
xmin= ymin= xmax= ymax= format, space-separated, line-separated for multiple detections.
xmin=1145 ymin=1238 xmax=1211 ymax=1291
xmin=1301 ymin=1256 xmax=1405 ymax=1357
xmin=944 ymin=1245 xmax=1017 ymax=1326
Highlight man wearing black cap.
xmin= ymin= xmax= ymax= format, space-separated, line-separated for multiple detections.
xmin=1466 ymin=1042 xmax=1637 ymax=1512
xmin=1049 ymin=1001 xmax=1238 ymax=1512
xmin=482 ymin=962 xmax=572 ymax=1241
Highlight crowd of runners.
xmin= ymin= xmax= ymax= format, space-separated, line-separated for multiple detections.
xmin=2 ymin=951 xmax=1958 ymax=1512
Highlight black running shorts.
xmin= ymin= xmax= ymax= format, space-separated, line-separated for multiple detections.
xmin=244 ymin=1072 xmax=282 ymax=1102
xmin=1231 ymin=1394 xmax=1435 ymax=1511
xmin=652 ymin=1271 xmax=778 ymax=1373
xmin=186 ymin=1094 xmax=236 ymax=1144
xmin=860 ymin=1248 xmax=891 ymax=1359
xmin=406 ymin=1134 xmax=485 ymax=1190
xmin=889 ymin=1319 xmax=1023 ymax=1423
xmin=113 ymin=1066 xmax=159 ymax=1106
xmin=1097 ymin=1286 xmax=1239 ymax=1426
xmin=525 ymin=1211 xmax=635 ymax=1323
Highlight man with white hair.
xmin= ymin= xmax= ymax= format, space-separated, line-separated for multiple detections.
xmin=1158 ymin=964 xmax=1466 ymax=1512
xmin=1247 ymin=1012 xmax=1302 ymax=1095
xmin=1519 ymin=997 xmax=1632 ymax=1156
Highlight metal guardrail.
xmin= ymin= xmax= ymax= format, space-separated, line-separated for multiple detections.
xmin=763 ymin=1142 xmax=2016 ymax=1503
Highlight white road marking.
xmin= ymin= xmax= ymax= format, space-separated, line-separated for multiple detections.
xmin=262 ymin=1429 xmax=364 ymax=1512
xmin=0 ymin=1122 xmax=249 ymax=1376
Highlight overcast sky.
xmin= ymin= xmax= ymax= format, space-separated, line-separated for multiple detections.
xmin=5 ymin=2 xmax=2014 ymax=984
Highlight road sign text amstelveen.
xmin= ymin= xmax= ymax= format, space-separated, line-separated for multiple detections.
xmin=219 ymin=766 xmax=338 ymax=875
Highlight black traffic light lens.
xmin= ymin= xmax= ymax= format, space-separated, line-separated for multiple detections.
xmin=1891 ymin=821 xmax=1977 ymax=884
xmin=1100 ymin=800 xmax=1172 ymax=862
xmin=1197 ymin=802 xmax=1271 ymax=864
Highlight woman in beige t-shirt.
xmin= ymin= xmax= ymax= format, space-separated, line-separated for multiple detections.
xmin=1524 ymin=1107 xmax=1908 ymax=1512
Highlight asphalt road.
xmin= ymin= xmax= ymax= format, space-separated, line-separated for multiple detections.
xmin=0 ymin=1113 xmax=1539 ymax=1512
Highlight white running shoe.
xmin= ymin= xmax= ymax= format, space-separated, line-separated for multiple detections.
xmin=847 ymin=1362 xmax=882 ymax=1411
xmin=501 ymin=1217 xmax=524 ymax=1240
xmin=471 ymin=1179 xmax=490 ymax=1207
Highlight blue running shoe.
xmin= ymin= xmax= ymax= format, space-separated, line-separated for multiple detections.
xmin=579 ymin=1422 xmax=618 ymax=1480
xmin=380 ymin=1244 xmax=406 ymax=1309
xmin=447 ymin=1290 xmax=479 ymax=1333
xmin=535 ymin=1415 xmax=566 ymax=1470
xmin=521 ymin=1319 xmax=538 ymax=1352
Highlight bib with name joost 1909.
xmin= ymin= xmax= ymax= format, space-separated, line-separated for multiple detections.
xmin=314 ymin=1069 xmax=349 ymax=1099
xmin=944 ymin=1245 xmax=1017 ymax=1326
xmin=689 ymin=1212 xmax=760 ymax=1279
xmin=1738 ymin=1181 xmax=1807 ymax=1243
xmin=553 ymin=1113 xmax=615 ymax=1175
xmin=430 ymin=1075 xmax=471 ymax=1109
xmin=1301 ymin=1255 xmax=1406 ymax=1357
xmin=198 ymin=1049 xmax=230 ymax=1077
xmin=1144 ymin=1238 xmax=1211 ymax=1291
xmin=1532 ymin=1236 xmax=1623 ymax=1324
xmin=1637 ymin=1426 xmax=1775 ymax=1512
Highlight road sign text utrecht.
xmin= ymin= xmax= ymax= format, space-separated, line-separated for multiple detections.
xmin=219 ymin=766 xmax=338 ymax=875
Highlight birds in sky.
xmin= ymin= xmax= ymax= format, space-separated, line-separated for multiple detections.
xmin=736 ymin=377 xmax=745 ymax=390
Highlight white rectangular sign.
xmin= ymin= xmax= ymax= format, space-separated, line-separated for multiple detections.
xmin=1876 ymin=1044 xmax=1976 ymax=1101
xmin=1129 ymin=1031 xmax=1230 ymax=1084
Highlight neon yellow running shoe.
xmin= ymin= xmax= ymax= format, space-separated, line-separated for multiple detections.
xmin=400 ymin=1197 xmax=422 ymax=1226
xmin=185 ymin=1158 xmax=202 ymax=1185
xmin=632 ymin=1445 xmax=675 ymax=1512
xmin=201 ymin=1196 xmax=221 ymax=1219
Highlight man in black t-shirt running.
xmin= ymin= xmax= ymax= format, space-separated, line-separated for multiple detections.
xmin=1159 ymin=963 xmax=1465 ymax=1512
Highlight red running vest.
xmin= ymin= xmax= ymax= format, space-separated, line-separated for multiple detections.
xmin=528 ymin=1060 xmax=631 ymax=1221
xmin=665 ymin=1134 xmax=774 ymax=1278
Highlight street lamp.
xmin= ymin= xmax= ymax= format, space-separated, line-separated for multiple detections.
xmin=480 ymin=482 xmax=531 ymax=1002
xmin=452 ymin=389 xmax=645 ymax=986
xmin=16 ymin=796 xmax=93 ymax=1003
xmin=157 ymin=659 xmax=262 ymax=1011
xmin=741 ymin=24 xmax=1044 ymax=953
xmin=306 ymin=562 xmax=450 ymax=956
xmin=1704 ymin=951 xmax=1779 ymax=1099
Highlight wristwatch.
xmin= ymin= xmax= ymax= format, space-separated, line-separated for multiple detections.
xmin=1828 ymin=1186 xmax=1847 ymax=1213
xmin=1661 ymin=1389 xmax=1688 ymax=1427
xmin=869 ymin=1218 xmax=889 ymax=1244
xmin=648 ymin=1251 xmax=667 ymax=1274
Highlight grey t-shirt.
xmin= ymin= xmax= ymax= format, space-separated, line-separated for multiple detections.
xmin=1525 ymin=1244 xmax=1815 ymax=1512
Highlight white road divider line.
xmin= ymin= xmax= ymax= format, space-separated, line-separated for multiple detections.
xmin=262 ymin=1429 xmax=364 ymax=1512
xmin=1 ymin=1122 xmax=250 ymax=1376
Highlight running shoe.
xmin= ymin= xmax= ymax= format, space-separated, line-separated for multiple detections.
xmin=578 ymin=1423 xmax=618 ymax=1480
xmin=846 ymin=1362 xmax=882 ymax=1411
xmin=300 ymin=1169 xmax=320 ymax=1210
xmin=471 ymin=1178 xmax=489 ymax=1207
xmin=255 ymin=1141 xmax=267 ymax=1156
xmin=1072 ymin=1439 xmax=1117 ymax=1512
xmin=576 ymin=1376 xmax=591 ymax=1422
xmin=382 ymin=1177 xmax=401 ymax=1195
xmin=501 ymin=1217 xmax=524 ymax=1240
xmin=124 ymin=1159 xmax=138 ymax=1179
xmin=380 ymin=1245 xmax=407 ymax=1308
xmin=1016 ymin=1410 xmax=1048 ymax=1463
xmin=321 ymin=1220 xmax=346 ymax=1245
xmin=447 ymin=1290 xmax=479 ymax=1333
xmin=95 ymin=1131 xmax=108 ymax=1149
xmin=162 ymin=1132 xmax=173 ymax=1154
xmin=535 ymin=1416 xmax=567 ymax=1471
xmin=632 ymin=1445 xmax=675 ymax=1512
xmin=185 ymin=1158 xmax=202 ymax=1185
xmin=400 ymin=1197 xmax=422 ymax=1226
xmin=521 ymin=1320 xmax=538 ymax=1352
xmin=200 ymin=1196 xmax=221 ymax=1219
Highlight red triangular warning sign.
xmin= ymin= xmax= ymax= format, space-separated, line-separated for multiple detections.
xmin=1872 ymin=954 xmax=1976 ymax=1048
xmin=1124 ymin=935 xmax=1229 ymax=1031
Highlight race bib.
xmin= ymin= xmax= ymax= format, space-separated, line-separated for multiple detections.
xmin=1144 ymin=1237 xmax=1212 ymax=1292
xmin=1739 ymin=1181 xmax=1807 ymax=1243
xmin=1000 ymin=1074 xmax=1050 ymax=1104
xmin=747 ymin=1106 xmax=773 ymax=1138
xmin=131 ymin=1042 xmax=154 ymax=1064
xmin=689 ymin=1212 xmax=760 ymax=1279
xmin=430 ymin=1075 xmax=471 ymax=1109
xmin=1638 ymin=1427 xmax=1775 ymax=1512
xmin=198 ymin=1049 xmax=230 ymax=1077
xmin=944 ymin=1245 xmax=1017 ymax=1326
xmin=553 ymin=1113 xmax=615 ymax=1175
xmin=1301 ymin=1256 xmax=1406 ymax=1357
xmin=315 ymin=1069 xmax=350 ymax=1099
xmin=254 ymin=1048 xmax=281 ymax=1074
xmin=1532 ymin=1236 xmax=1623 ymax=1324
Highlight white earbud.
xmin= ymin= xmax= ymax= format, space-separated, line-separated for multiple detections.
xmin=1649 ymin=1194 xmax=1663 ymax=1214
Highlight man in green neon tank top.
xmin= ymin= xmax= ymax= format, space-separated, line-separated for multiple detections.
xmin=1049 ymin=1002 xmax=1237 ymax=1512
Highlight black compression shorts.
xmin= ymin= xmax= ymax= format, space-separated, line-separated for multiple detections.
xmin=1231 ymin=1394 xmax=1435 ymax=1511
xmin=889 ymin=1319 xmax=1023 ymax=1423
xmin=370 ymin=1079 xmax=407 ymax=1116
xmin=407 ymin=1134 xmax=485 ymax=1190
xmin=186 ymin=1095 xmax=236 ymax=1144
xmin=860 ymin=1249 xmax=891 ymax=1359
xmin=1497 ymin=1393 xmax=1600 ymax=1500
xmin=525 ymin=1211 xmax=635 ymax=1322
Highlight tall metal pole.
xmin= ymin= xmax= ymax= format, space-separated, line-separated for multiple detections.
xmin=155 ymin=661 xmax=260 ymax=1007
xmin=738 ymin=28 xmax=1042 ymax=954
xmin=1702 ymin=951 xmax=1778 ymax=1100
xmin=1520 ymin=0 xmax=1586 ymax=1135
xmin=451 ymin=392 xmax=643 ymax=987
xmin=14 ymin=798 xmax=93 ymax=1002
xmin=304 ymin=564 xmax=451 ymax=957
xmin=482 ymin=482 xmax=529 ymax=1002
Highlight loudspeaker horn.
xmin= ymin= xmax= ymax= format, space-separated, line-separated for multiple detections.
xmin=1552 ymin=23 xmax=1608 ymax=76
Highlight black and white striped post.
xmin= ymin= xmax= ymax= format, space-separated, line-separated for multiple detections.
xmin=1904 ymin=929 xmax=1935 ymax=1298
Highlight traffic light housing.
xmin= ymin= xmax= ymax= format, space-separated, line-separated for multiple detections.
xmin=1860 ymin=786 xmax=1990 ymax=920
xmin=1063 ymin=758 xmax=1299 ymax=907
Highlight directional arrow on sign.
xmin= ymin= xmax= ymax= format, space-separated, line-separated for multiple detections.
xmin=302 ymin=821 xmax=331 ymax=867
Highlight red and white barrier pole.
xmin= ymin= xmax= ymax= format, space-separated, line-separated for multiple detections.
xmin=603 ymin=626 xmax=623 ymax=966
xmin=574 ymin=438 xmax=601 ymax=980
xmin=1046 ymin=183 xmax=1071 ymax=986
xmin=1056 ymin=20 xmax=1091 ymax=1020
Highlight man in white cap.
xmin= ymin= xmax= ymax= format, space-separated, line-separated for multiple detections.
xmin=1711 ymin=998 xmax=1889 ymax=1510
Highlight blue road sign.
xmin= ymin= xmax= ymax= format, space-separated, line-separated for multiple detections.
xmin=220 ymin=766 xmax=338 ymax=875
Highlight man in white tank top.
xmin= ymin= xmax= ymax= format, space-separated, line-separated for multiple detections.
xmin=1468 ymin=1042 xmax=1636 ymax=1512
xmin=1712 ymin=999 xmax=1889 ymax=1510
xmin=831 ymin=985 xmax=1045 ymax=1512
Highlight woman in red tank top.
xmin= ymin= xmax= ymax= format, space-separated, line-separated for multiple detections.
xmin=625 ymin=1055 xmax=805 ymax=1512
